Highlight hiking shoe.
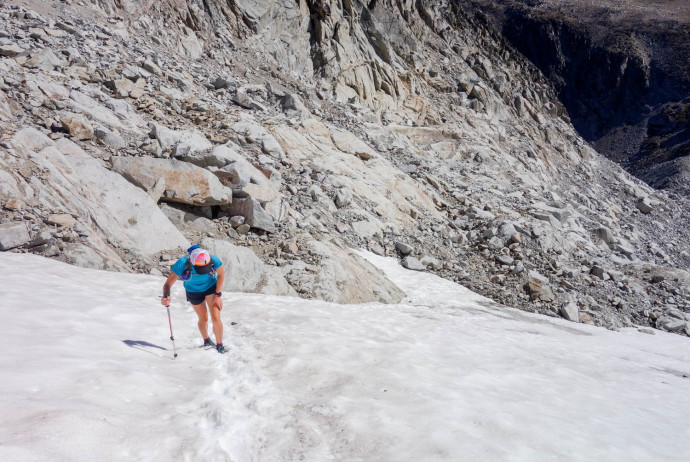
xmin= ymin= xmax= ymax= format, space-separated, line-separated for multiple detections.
xmin=216 ymin=344 xmax=226 ymax=354
xmin=203 ymin=338 xmax=216 ymax=348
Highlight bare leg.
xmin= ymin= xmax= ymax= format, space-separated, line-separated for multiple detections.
xmin=192 ymin=302 xmax=209 ymax=340
xmin=206 ymin=293 xmax=223 ymax=345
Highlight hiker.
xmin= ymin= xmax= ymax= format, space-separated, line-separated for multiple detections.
xmin=161 ymin=245 xmax=227 ymax=354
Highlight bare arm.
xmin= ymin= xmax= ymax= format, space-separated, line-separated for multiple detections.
xmin=161 ymin=272 xmax=179 ymax=306
xmin=212 ymin=265 xmax=225 ymax=311
xmin=215 ymin=265 xmax=225 ymax=292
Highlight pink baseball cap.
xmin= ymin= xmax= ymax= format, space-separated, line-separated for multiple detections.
xmin=190 ymin=248 xmax=213 ymax=274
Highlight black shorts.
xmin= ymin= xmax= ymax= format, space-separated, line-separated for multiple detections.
xmin=185 ymin=285 xmax=217 ymax=305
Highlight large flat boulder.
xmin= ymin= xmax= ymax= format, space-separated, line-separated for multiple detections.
xmin=111 ymin=157 xmax=232 ymax=206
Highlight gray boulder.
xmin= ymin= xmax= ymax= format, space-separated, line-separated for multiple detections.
xmin=201 ymin=238 xmax=296 ymax=296
xmin=395 ymin=242 xmax=414 ymax=255
xmin=560 ymin=302 xmax=580 ymax=322
xmin=525 ymin=278 xmax=556 ymax=302
xmin=180 ymin=143 xmax=241 ymax=169
xmin=594 ymin=226 xmax=615 ymax=245
xmin=0 ymin=222 xmax=31 ymax=250
xmin=221 ymin=197 xmax=275 ymax=233
xmin=636 ymin=197 xmax=654 ymax=214
xmin=496 ymin=254 xmax=514 ymax=266
xmin=294 ymin=241 xmax=406 ymax=304
xmin=402 ymin=256 xmax=426 ymax=271
xmin=149 ymin=123 xmax=212 ymax=155
xmin=58 ymin=243 xmax=106 ymax=270
xmin=282 ymin=93 xmax=310 ymax=119
xmin=232 ymin=121 xmax=285 ymax=160
xmin=656 ymin=316 xmax=686 ymax=332
xmin=24 ymin=48 xmax=63 ymax=71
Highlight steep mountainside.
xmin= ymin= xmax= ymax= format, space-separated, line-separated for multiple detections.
xmin=0 ymin=0 xmax=689 ymax=334
xmin=457 ymin=0 xmax=690 ymax=195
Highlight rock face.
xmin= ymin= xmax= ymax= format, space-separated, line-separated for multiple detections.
xmin=459 ymin=0 xmax=690 ymax=196
xmin=6 ymin=128 xmax=189 ymax=269
xmin=0 ymin=1 xmax=689 ymax=324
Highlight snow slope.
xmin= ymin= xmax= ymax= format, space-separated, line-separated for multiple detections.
xmin=1 ymin=251 xmax=689 ymax=462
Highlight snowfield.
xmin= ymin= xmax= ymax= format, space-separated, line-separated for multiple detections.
xmin=1 ymin=251 xmax=689 ymax=462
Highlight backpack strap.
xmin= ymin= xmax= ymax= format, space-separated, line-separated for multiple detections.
xmin=179 ymin=256 xmax=193 ymax=281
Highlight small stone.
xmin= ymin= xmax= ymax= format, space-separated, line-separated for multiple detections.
xmin=590 ymin=266 xmax=607 ymax=280
xmin=142 ymin=60 xmax=162 ymax=75
xmin=24 ymin=48 xmax=62 ymax=71
xmin=402 ymin=256 xmax=425 ymax=271
xmin=0 ymin=222 xmax=31 ymax=250
xmin=5 ymin=198 xmax=24 ymax=210
xmin=236 ymin=223 xmax=250 ymax=235
xmin=47 ymin=213 xmax=77 ymax=228
xmin=395 ymin=242 xmax=414 ymax=255
xmin=560 ymin=301 xmax=579 ymax=322
xmin=636 ymin=197 xmax=653 ymax=214
xmin=105 ymin=78 xmax=135 ymax=98
xmin=524 ymin=278 xmax=555 ymax=302
xmin=28 ymin=231 xmax=53 ymax=248
xmin=61 ymin=113 xmax=93 ymax=140
xmin=496 ymin=254 xmax=514 ymax=266
xmin=229 ymin=216 xmax=245 ymax=228
xmin=369 ymin=242 xmax=385 ymax=256
xmin=0 ymin=44 xmax=26 ymax=57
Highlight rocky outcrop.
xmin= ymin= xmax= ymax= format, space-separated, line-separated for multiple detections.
xmin=201 ymin=238 xmax=297 ymax=297
xmin=457 ymin=0 xmax=690 ymax=196
xmin=5 ymin=128 xmax=189 ymax=269
xmin=0 ymin=1 xmax=689 ymax=328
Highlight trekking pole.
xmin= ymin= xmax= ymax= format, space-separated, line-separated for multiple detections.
xmin=165 ymin=305 xmax=178 ymax=358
